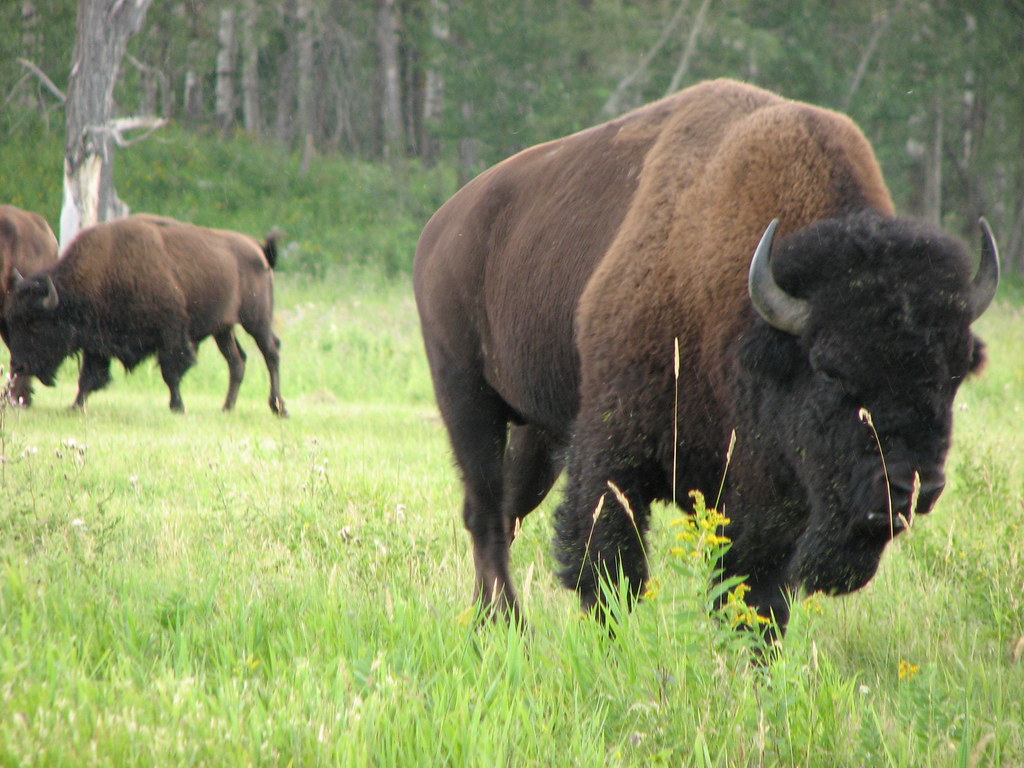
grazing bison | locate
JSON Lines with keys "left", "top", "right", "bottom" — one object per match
{"left": 414, "top": 79, "right": 998, "bottom": 636}
{"left": 0, "top": 205, "right": 59, "bottom": 404}
{"left": 5, "top": 214, "right": 286, "bottom": 415}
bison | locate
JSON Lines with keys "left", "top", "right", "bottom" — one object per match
{"left": 414, "top": 79, "right": 998, "bottom": 637}
{"left": 5, "top": 214, "right": 286, "bottom": 416}
{"left": 0, "top": 204, "right": 59, "bottom": 404}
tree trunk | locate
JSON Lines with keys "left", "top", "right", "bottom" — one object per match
{"left": 377, "top": 0, "right": 405, "bottom": 161}
{"left": 601, "top": 0, "right": 690, "bottom": 117}
{"left": 274, "top": 1, "right": 297, "bottom": 147}
{"left": 20, "top": 2, "right": 43, "bottom": 65}
{"left": 458, "top": 101, "right": 479, "bottom": 185}
{"left": 663, "top": 0, "right": 712, "bottom": 96}
{"left": 215, "top": 7, "right": 237, "bottom": 133}
{"left": 183, "top": 34, "right": 204, "bottom": 128}
{"left": 922, "top": 109, "right": 943, "bottom": 227}
{"left": 61, "top": 0, "right": 153, "bottom": 250}
{"left": 296, "top": 0, "right": 315, "bottom": 171}
{"left": 841, "top": 0, "right": 906, "bottom": 111}
{"left": 420, "top": 0, "right": 448, "bottom": 166}
{"left": 240, "top": 0, "right": 261, "bottom": 134}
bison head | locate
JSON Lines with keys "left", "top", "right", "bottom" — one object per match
{"left": 738, "top": 212, "right": 997, "bottom": 597}
{"left": 4, "top": 273, "right": 73, "bottom": 387}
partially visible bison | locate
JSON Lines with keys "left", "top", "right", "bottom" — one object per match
{"left": 414, "top": 79, "right": 998, "bottom": 637}
{"left": 5, "top": 214, "right": 286, "bottom": 415}
{"left": 0, "top": 204, "right": 59, "bottom": 404}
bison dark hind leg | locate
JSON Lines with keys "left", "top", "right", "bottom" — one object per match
{"left": 157, "top": 340, "right": 197, "bottom": 412}
{"left": 248, "top": 329, "right": 286, "bottom": 417}
{"left": 214, "top": 328, "right": 247, "bottom": 411}
{"left": 73, "top": 351, "right": 112, "bottom": 409}
{"left": 430, "top": 384, "right": 523, "bottom": 623}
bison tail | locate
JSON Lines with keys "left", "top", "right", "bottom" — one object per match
{"left": 263, "top": 227, "right": 283, "bottom": 269}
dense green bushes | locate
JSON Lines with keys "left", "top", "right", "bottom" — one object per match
{"left": 0, "top": 117, "right": 457, "bottom": 276}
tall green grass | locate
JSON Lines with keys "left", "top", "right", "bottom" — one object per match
{"left": 0, "top": 270, "right": 1020, "bottom": 767}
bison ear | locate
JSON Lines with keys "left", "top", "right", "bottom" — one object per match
{"left": 969, "top": 218, "right": 1000, "bottom": 322}
{"left": 40, "top": 276, "right": 59, "bottom": 312}
{"left": 4, "top": 268, "right": 23, "bottom": 294}
{"left": 748, "top": 219, "right": 810, "bottom": 336}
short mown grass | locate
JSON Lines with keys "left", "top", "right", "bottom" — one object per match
{"left": 0, "top": 270, "right": 1021, "bottom": 767}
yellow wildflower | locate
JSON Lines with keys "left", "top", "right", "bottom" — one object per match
{"left": 898, "top": 660, "right": 920, "bottom": 681}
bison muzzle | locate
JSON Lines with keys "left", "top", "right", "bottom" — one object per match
{"left": 413, "top": 79, "right": 998, "bottom": 638}
{"left": 5, "top": 214, "right": 286, "bottom": 415}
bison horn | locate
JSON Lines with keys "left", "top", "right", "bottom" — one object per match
{"left": 41, "top": 276, "right": 59, "bottom": 312}
{"left": 748, "top": 219, "right": 810, "bottom": 336}
{"left": 969, "top": 218, "right": 1000, "bottom": 322}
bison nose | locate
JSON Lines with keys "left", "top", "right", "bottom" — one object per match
{"left": 890, "top": 470, "right": 946, "bottom": 516}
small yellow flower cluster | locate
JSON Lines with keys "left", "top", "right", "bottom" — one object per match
{"left": 898, "top": 659, "right": 920, "bottom": 681}
{"left": 720, "top": 581, "right": 771, "bottom": 628}
{"left": 642, "top": 577, "right": 662, "bottom": 601}
{"left": 669, "top": 490, "right": 731, "bottom": 560}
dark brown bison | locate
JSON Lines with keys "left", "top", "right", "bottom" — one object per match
{"left": 5, "top": 214, "right": 286, "bottom": 415}
{"left": 0, "top": 204, "right": 59, "bottom": 404}
{"left": 414, "top": 79, "right": 998, "bottom": 637}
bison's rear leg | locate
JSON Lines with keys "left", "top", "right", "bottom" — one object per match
{"left": 246, "top": 326, "right": 285, "bottom": 417}
{"left": 157, "top": 339, "right": 197, "bottom": 412}
{"left": 214, "top": 328, "right": 247, "bottom": 411}
{"left": 431, "top": 373, "right": 522, "bottom": 623}
{"left": 72, "top": 350, "right": 112, "bottom": 409}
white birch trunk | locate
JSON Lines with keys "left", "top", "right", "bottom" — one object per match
{"left": 296, "top": 0, "right": 315, "bottom": 171}
{"left": 421, "top": 0, "right": 449, "bottom": 165}
{"left": 663, "top": 0, "right": 712, "bottom": 96}
{"left": 377, "top": 0, "right": 405, "bottom": 161}
{"left": 215, "top": 7, "right": 237, "bottom": 132}
{"left": 241, "top": 0, "right": 261, "bottom": 134}
{"left": 601, "top": 0, "right": 690, "bottom": 117}
{"left": 923, "top": 110, "right": 943, "bottom": 227}
{"left": 61, "top": 0, "right": 152, "bottom": 250}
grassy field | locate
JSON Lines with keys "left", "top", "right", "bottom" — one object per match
{"left": 0, "top": 265, "right": 1022, "bottom": 767}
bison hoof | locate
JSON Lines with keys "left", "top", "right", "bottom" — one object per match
{"left": 271, "top": 397, "right": 288, "bottom": 417}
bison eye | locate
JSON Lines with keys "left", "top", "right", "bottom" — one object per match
{"left": 814, "top": 365, "right": 843, "bottom": 385}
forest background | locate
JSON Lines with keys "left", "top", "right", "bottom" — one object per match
{"left": 2, "top": 0, "right": 1024, "bottom": 274}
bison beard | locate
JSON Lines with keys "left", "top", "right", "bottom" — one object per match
{"left": 414, "top": 79, "right": 998, "bottom": 639}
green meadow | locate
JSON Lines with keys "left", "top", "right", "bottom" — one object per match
{"left": 1, "top": 130, "right": 1022, "bottom": 766}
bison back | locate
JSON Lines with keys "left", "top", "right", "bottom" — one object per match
{"left": 414, "top": 96, "right": 685, "bottom": 435}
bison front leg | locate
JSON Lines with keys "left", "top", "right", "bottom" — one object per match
{"left": 7, "top": 373, "right": 34, "bottom": 406}
{"left": 554, "top": 450, "right": 653, "bottom": 620}
{"left": 73, "top": 351, "right": 112, "bottom": 409}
